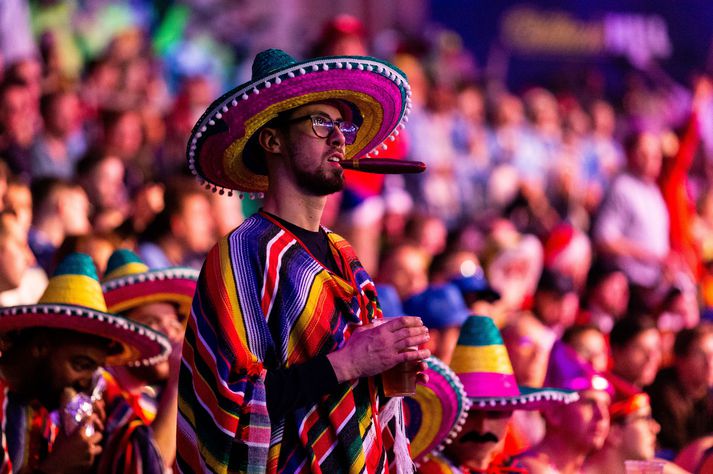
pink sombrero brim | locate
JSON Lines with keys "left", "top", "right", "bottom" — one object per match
{"left": 403, "top": 357, "right": 470, "bottom": 466}
{"left": 0, "top": 304, "right": 171, "bottom": 367}
{"left": 468, "top": 386, "right": 580, "bottom": 411}
{"left": 102, "top": 267, "right": 199, "bottom": 322}
{"left": 188, "top": 56, "right": 410, "bottom": 194}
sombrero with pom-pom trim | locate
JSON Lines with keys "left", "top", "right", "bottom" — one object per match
{"left": 186, "top": 48, "right": 411, "bottom": 197}
{"left": 101, "top": 249, "right": 198, "bottom": 322}
{"left": 403, "top": 357, "right": 470, "bottom": 466}
{"left": 0, "top": 253, "right": 171, "bottom": 367}
{"left": 451, "top": 315, "right": 579, "bottom": 410}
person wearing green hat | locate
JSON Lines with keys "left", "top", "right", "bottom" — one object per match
{"left": 178, "top": 48, "right": 430, "bottom": 473}
{"left": 97, "top": 248, "right": 198, "bottom": 473}
{"left": 0, "top": 252, "right": 170, "bottom": 473}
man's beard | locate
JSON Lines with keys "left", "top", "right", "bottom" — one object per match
{"left": 294, "top": 163, "right": 344, "bottom": 196}
{"left": 287, "top": 142, "right": 345, "bottom": 196}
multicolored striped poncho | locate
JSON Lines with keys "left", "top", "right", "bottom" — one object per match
{"left": 96, "top": 370, "right": 166, "bottom": 474}
{"left": 177, "top": 212, "right": 398, "bottom": 473}
{"left": 0, "top": 381, "right": 59, "bottom": 473}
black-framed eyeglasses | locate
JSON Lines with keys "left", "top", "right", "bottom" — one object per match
{"left": 285, "top": 114, "right": 359, "bottom": 145}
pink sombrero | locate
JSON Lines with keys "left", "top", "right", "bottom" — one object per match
{"left": 403, "top": 357, "right": 470, "bottom": 466}
{"left": 451, "top": 315, "right": 579, "bottom": 410}
{"left": 101, "top": 249, "right": 198, "bottom": 321}
{"left": 0, "top": 253, "right": 171, "bottom": 367}
{"left": 186, "top": 48, "right": 411, "bottom": 196}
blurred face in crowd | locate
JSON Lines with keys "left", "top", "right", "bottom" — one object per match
{"left": 567, "top": 328, "right": 609, "bottom": 373}
{"left": 172, "top": 193, "right": 216, "bottom": 255}
{"left": 590, "top": 271, "right": 629, "bottom": 317}
{"left": 446, "top": 409, "right": 512, "bottom": 470}
{"left": 610, "top": 405, "right": 660, "bottom": 461}
{"left": 677, "top": 332, "right": 713, "bottom": 393}
{"left": 0, "top": 84, "right": 35, "bottom": 145}
{"left": 126, "top": 302, "right": 182, "bottom": 382}
{"left": 502, "top": 314, "right": 555, "bottom": 387}
{"left": 90, "top": 155, "right": 127, "bottom": 211}
{"left": 45, "top": 92, "right": 82, "bottom": 138}
{"left": 4, "top": 182, "right": 32, "bottom": 233}
{"left": 59, "top": 187, "right": 91, "bottom": 236}
{"left": 629, "top": 132, "right": 662, "bottom": 182}
{"left": 378, "top": 244, "right": 429, "bottom": 300}
{"left": 0, "top": 212, "right": 33, "bottom": 292}
{"left": 544, "top": 389, "right": 610, "bottom": 452}
{"left": 612, "top": 328, "right": 661, "bottom": 388}
{"left": 535, "top": 290, "right": 580, "bottom": 332}
{"left": 106, "top": 111, "right": 143, "bottom": 159}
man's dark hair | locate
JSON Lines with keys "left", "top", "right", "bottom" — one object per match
{"left": 140, "top": 177, "right": 207, "bottom": 242}
{"left": 610, "top": 315, "right": 657, "bottom": 350}
{"left": 674, "top": 322, "right": 713, "bottom": 359}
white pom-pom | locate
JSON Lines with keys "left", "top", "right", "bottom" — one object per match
{"left": 215, "top": 112, "right": 222, "bottom": 119}
{"left": 233, "top": 99, "right": 239, "bottom": 106}
{"left": 346, "top": 63, "right": 352, "bottom": 70}
{"left": 357, "top": 64, "right": 364, "bottom": 70}
{"left": 299, "top": 68, "right": 306, "bottom": 75}
{"left": 252, "top": 87, "right": 259, "bottom": 95}
{"left": 221, "top": 106, "right": 228, "bottom": 113}
{"left": 264, "top": 81, "right": 271, "bottom": 88}
{"left": 322, "top": 64, "right": 329, "bottom": 71}
{"left": 200, "top": 125, "right": 207, "bottom": 132}
{"left": 336, "top": 62, "right": 343, "bottom": 68}
{"left": 288, "top": 71, "right": 295, "bottom": 78}
{"left": 312, "top": 65, "right": 319, "bottom": 72}
{"left": 275, "top": 77, "right": 281, "bottom": 84}
{"left": 208, "top": 120, "right": 215, "bottom": 126}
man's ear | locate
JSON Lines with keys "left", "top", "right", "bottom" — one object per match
{"left": 257, "top": 126, "right": 283, "bottom": 155}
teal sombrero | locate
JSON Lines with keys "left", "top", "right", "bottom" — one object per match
{"left": 0, "top": 253, "right": 171, "bottom": 367}
{"left": 450, "top": 315, "right": 579, "bottom": 410}
{"left": 101, "top": 249, "right": 198, "bottom": 321}
{"left": 186, "top": 48, "right": 411, "bottom": 196}
{"left": 403, "top": 357, "right": 470, "bottom": 466}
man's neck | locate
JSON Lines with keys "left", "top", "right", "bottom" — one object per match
{"left": 534, "top": 434, "right": 589, "bottom": 473}
{"left": 582, "top": 444, "right": 624, "bottom": 474}
{"left": 262, "top": 187, "right": 327, "bottom": 232}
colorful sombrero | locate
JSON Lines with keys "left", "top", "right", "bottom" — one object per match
{"left": 450, "top": 315, "right": 579, "bottom": 410}
{"left": 403, "top": 357, "right": 470, "bottom": 466}
{"left": 101, "top": 249, "right": 199, "bottom": 321}
{"left": 0, "top": 253, "right": 171, "bottom": 367}
{"left": 186, "top": 48, "right": 411, "bottom": 196}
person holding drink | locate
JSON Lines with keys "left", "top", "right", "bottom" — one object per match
{"left": 177, "top": 48, "right": 430, "bottom": 473}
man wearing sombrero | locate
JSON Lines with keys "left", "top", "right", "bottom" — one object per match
{"left": 0, "top": 252, "right": 170, "bottom": 473}
{"left": 178, "top": 48, "right": 430, "bottom": 473}
{"left": 97, "top": 249, "right": 198, "bottom": 473}
{"left": 411, "top": 315, "right": 579, "bottom": 473}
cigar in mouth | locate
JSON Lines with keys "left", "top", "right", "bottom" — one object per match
{"left": 339, "top": 158, "right": 426, "bottom": 174}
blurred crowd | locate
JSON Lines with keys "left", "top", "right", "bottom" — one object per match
{"left": 2, "top": 0, "right": 713, "bottom": 472}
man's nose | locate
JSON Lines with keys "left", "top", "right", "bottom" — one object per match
{"left": 329, "top": 125, "right": 346, "bottom": 146}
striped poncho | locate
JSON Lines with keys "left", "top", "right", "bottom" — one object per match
{"left": 0, "top": 381, "right": 59, "bottom": 473}
{"left": 177, "top": 212, "right": 397, "bottom": 473}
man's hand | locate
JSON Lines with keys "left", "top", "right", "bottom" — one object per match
{"left": 327, "top": 316, "right": 430, "bottom": 383}
{"left": 37, "top": 414, "right": 104, "bottom": 474}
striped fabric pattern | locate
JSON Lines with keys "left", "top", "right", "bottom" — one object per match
{"left": 177, "top": 212, "right": 393, "bottom": 473}
{"left": 0, "top": 381, "right": 59, "bottom": 473}
{"left": 96, "top": 370, "right": 165, "bottom": 474}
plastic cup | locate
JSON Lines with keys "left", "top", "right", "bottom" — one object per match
{"left": 624, "top": 460, "right": 665, "bottom": 474}
{"left": 363, "top": 318, "right": 419, "bottom": 397}
{"left": 382, "top": 348, "right": 419, "bottom": 397}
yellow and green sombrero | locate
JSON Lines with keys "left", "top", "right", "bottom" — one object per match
{"left": 0, "top": 253, "right": 171, "bottom": 367}
{"left": 101, "top": 249, "right": 198, "bottom": 322}
{"left": 187, "top": 48, "right": 412, "bottom": 196}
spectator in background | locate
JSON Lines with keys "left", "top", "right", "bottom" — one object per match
{"left": 98, "top": 249, "right": 198, "bottom": 472}
{"left": 376, "top": 241, "right": 430, "bottom": 301}
{"left": 29, "top": 177, "right": 91, "bottom": 273}
{"left": 532, "top": 269, "right": 580, "bottom": 338}
{"left": 484, "top": 220, "right": 543, "bottom": 313}
{"left": 515, "top": 342, "right": 612, "bottom": 473}
{"left": 53, "top": 232, "right": 121, "bottom": 277}
{"left": 0, "top": 78, "right": 36, "bottom": 178}
{"left": 30, "top": 89, "right": 86, "bottom": 179}
{"left": 583, "top": 375, "right": 675, "bottom": 474}
{"left": 579, "top": 258, "right": 630, "bottom": 334}
{"left": 138, "top": 177, "right": 216, "bottom": 270}
{"left": 593, "top": 130, "right": 671, "bottom": 311}
{"left": 610, "top": 316, "right": 662, "bottom": 389}
{"left": 76, "top": 153, "right": 129, "bottom": 232}
{"left": 99, "top": 108, "right": 149, "bottom": 190}
{"left": 0, "top": 211, "right": 33, "bottom": 295}
{"left": 501, "top": 312, "right": 557, "bottom": 447}
{"left": 4, "top": 177, "right": 32, "bottom": 233}
{"left": 543, "top": 222, "right": 592, "bottom": 292}
{"left": 562, "top": 324, "right": 609, "bottom": 373}
{"left": 646, "top": 323, "right": 713, "bottom": 455}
